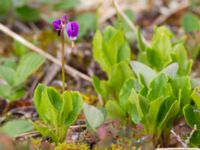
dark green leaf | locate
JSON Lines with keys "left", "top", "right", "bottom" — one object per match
{"left": 0, "top": 0, "right": 11, "bottom": 17}
{"left": 15, "top": 6, "right": 40, "bottom": 21}
{"left": 183, "top": 105, "right": 200, "bottom": 129}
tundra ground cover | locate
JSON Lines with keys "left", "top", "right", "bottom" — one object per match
{"left": 0, "top": 0, "right": 200, "bottom": 149}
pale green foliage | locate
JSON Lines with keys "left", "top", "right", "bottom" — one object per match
{"left": 92, "top": 26, "right": 133, "bottom": 102}
{"left": 33, "top": 84, "right": 83, "bottom": 143}
{"left": 0, "top": 52, "right": 45, "bottom": 101}
{"left": 0, "top": 119, "right": 33, "bottom": 137}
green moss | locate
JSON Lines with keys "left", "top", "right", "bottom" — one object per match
{"left": 54, "top": 143, "right": 89, "bottom": 150}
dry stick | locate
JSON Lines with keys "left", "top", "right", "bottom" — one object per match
{"left": 112, "top": 0, "right": 150, "bottom": 47}
{"left": 0, "top": 23, "right": 91, "bottom": 82}
{"left": 170, "top": 129, "right": 187, "bottom": 148}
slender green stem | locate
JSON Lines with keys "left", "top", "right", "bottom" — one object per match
{"left": 61, "top": 27, "right": 65, "bottom": 92}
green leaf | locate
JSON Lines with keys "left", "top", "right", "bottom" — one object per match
{"left": 93, "top": 27, "right": 131, "bottom": 72}
{"left": 128, "top": 103, "right": 140, "bottom": 124}
{"left": 13, "top": 40, "right": 29, "bottom": 56}
{"left": 14, "top": 52, "right": 45, "bottom": 86}
{"left": 65, "top": 92, "right": 83, "bottom": 126}
{"left": 34, "top": 84, "right": 57, "bottom": 124}
{"left": 0, "top": 0, "right": 11, "bottom": 17}
{"left": 0, "top": 84, "right": 11, "bottom": 100}
{"left": 108, "top": 61, "right": 134, "bottom": 98}
{"left": 54, "top": 0, "right": 80, "bottom": 10}
{"left": 183, "top": 105, "right": 200, "bottom": 129}
{"left": 76, "top": 13, "right": 97, "bottom": 38}
{"left": 83, "top": 103, "right": 104, "bottom": 130}
{"left": 147, "top": 73, "right": 172, "bottom": 100}
{"left": 158, "top": 100, "right": 179, "bottom": 136}
{"left": 147, "top": 97, "right": 165, "bottom": 135}
{"left": 47, "top": 87, "right": 62, "bottom": 112}
{"left": 92, "top": 75, "right": 109, "bottom": 101}
{"left": 34, "top": 84, "right": 46, "bottom": 120}
{"left": 130, "top": 61, "right": 157, "bottom": 86}
{"left": 171, "top": 76, "right": 191, "bottom": 108}
{"left": 15, "top": 6, "right": 40, "bottom": 21}
{"left": 33, "top": 121, "right": 59, "bottom": 143}
{"left": 189, "top": 130, "right": 200, "bottom": 147}
{"left": 136, "top": 27, "right": 147, "bottom": 51}
{"left": 40, "top": 88, "right": 58, "bottom": 124}
{"left": 93, "top": 30, "right": 109, "bottom": 72}
{"left": 119, "top": 77, "right": 135, "bottom": 110}
{"left": 0, "top": 57, "right": 17, "bottom": 69}
{"left": 0, "top": 66, "right": 15, "bottom": 85}
{"left": 148, "top": 26, "right": 173, "bottom": 70}
{"left": 191, "top": 86, "right": 200, "bottom": 109}
{"left": 9, "top": 89, "right": 26, "bottom": 101}
{"left": 171, "top": 43, "right": 193, "bottom": 75}
{"left": 105, "top": 100, "right": 126, "bottom": 121}
{"left": 182, "top": 12, "right": 200, "bottom": 33}
{"left": 119, "top": 78, "right": 142, "bottom": 123}
{"left": 105, "top": 28, "right": 129, "bottom": 65}
{"left": 59, "top": 91, "right": 73, "bottom": 125}
{"left": 138, "top": 95, "right": 149, "bottom": 115}
{"left": 0, "top": 119, "right": 33, "bottom": 137}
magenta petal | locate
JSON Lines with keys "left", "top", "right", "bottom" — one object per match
{"left": 52, "top": 19, "right": 61, "bottom": 31}
{"left": 66, "top": 21, "right": 79, "bottom": 40}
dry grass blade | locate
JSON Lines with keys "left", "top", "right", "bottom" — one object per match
{"left": 0, "top": 23, "right": 91, "bottom": 82}
{"left": 112, "top": 0, "right": 150, "bottom": 47}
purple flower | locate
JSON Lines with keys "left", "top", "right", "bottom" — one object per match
{"left": 52, "top": 15, "right": 68, "bottom": 31}
{"left": 66, "top": 21, "right": 79, "bottom": 41}
{"left": 52, "top": 19, "right": 62, "bottom": 31}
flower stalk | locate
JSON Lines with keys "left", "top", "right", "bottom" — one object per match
{"left": 52, "top": 16, "right": 79, "bottom": 92}
{"left": 61, "top": 27, "right": 65, "bottom": 92}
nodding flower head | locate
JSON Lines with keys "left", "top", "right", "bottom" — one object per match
{"left": 52, "top": 19, "right": 62, "bottom": 31}
{"left": 66, "top": 21, "right": 79, "bottom": 41}
{"left": 52, "top": 15, "right": 68, "bottom": 31}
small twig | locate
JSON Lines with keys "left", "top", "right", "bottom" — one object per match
{"left": 0, "top": 23, "right": 91, "bottom": 82}
{"left": 112, "top": 0, "right": 150, "bottom": 47}
{"left": 170, "top": 129, "right": 187, "bottom": 148}
{"left": 112, "top": 0, "right": 136, "bottom": 32}
{"left": 151, "top": 1, "right": 189, "bottom": 26}
{"left": 185, "top": 124, "right": 197, "bottom": 146}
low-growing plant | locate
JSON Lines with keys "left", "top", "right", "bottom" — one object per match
{"left": 33, "top": 15, "right": 82, "bottom": 144}
{"left": 0, "top": 52, "right": 45, "bottom": 101}
{"left": 89, "top": 26, "right": 138, "bottom": 128}
{"left": 33, "top": 84, "right": 83, "bottom": 143}
{"left": 136, "top": 26, "right": 193, "bottom": 75}
{"left": 89, "top": 25, "right": 193, "bottom": 147}
{"left": 92, "top": 26, "right": 134, "bottom": 103}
